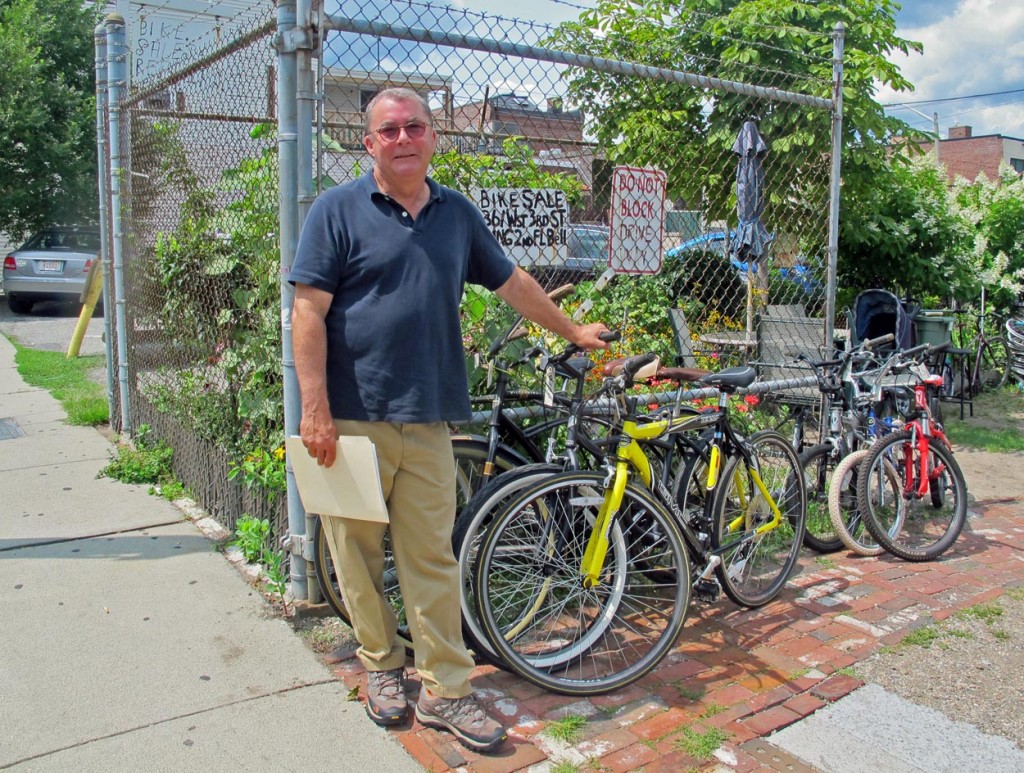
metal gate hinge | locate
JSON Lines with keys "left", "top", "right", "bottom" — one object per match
{"left": 282, "top": 532, "right": 315, "bottom": 562}
{"left": 273, "top": 27, "right": 314, "bottom": 53}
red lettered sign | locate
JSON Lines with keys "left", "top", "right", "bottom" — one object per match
{"left": 609, "top": 166, "right": 667, "bottom": 274}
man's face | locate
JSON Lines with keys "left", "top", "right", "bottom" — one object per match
{"left": 364, "top": 97, "right": 437, "bottom": 183}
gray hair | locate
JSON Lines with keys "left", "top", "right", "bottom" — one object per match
{"left": 364, "top": 88, "right": 433, "bottom": 134}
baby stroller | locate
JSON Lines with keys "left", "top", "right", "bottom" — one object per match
{"left": 851, "top": 289, "right": 915, "bottom": 351}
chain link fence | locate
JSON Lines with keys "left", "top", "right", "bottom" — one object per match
{"left": 99, "top": 0, "right": 842, "bottom": 593}
{"left": 105, "top": 7, "right": 284, "bottom": 536}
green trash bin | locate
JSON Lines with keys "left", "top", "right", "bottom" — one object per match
{"left": 915, "top": 310, "right": 954, "bottom": 347}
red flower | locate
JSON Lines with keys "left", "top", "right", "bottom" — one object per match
{"left": 744, "top": 394, "right": 760, "bottom": 407}
{"left": 736, "top": 403, "right": 749, "bottom": 413}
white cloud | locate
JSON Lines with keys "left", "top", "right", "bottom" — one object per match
{"left": 879, "top": 0, "right": 1024, "bottom": 137}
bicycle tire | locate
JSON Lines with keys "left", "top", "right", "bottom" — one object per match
{"left": 798, "top": 443, "right": 845, "bottom": 553}
{"left": 975, "top": 336, "right": 1011, "bottom": 394}
{"left": 858, "top": 431, "right": 968, "bottom": 561}
{"left": 452, "top": 462, "right": 564, "bottom": 667}
{"left": 712, "top": 430, "right": 806, "bottom": 607}
{"left": 313, "top": 437, "right": 522, "bottom": 653}
{"left": 474, "top": 470, "right": 690, "bottom": 695}
{"left": 671, "top": 438, "right": 712, "bottom": 527}
{"left": 827, "top": 448, "right": 886, "bottom": 556}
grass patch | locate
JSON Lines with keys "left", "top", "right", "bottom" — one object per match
{"left": 698, "top": 703, "right": 727, "bottom": 719}
{"left": 13, "top": 344, "right": 108, "bottom": 425}
{"left": 544, "top": 715, "right": 588, "bottom": 743}
{"left": 814, "top": 556, "right": 838, "bottom": 570}
{"left": 1005, "top": 587, "right": 1024, "bottom": 602}
{"left": 549, "top": 762, "right": 581, "bottom": 773}
{"left": 993, "top": 629, "right": 1010, "bottom": 641}
{"left": 900, "top": 626, "right": 942, "bottom": 649}
{"left": 835, "top": 666, "right": 861, "bottom": 678}
{"left": 943, "top": 386, "right": 1024, "bottom": 453}
{"left": 956, "top": 603, "right": 1005, "bottom": 625}
{"left": 675, "top": 725, "right": 729, "bottom": 759}
{"left": 675, "top": 684, "right": 706, "bottom": 702}
{"left": 944, "top": 423, "right": 1024, "bottom": 452}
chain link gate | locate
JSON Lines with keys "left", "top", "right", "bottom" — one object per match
{"left": 98, "top": 1, "right": 844, "bottom": 601}
{"left": 103, "top": 8, "right": 287, "bottom": 540}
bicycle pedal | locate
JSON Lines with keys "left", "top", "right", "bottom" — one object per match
{"left": 693, "top": 579, "right": 721, "bottom": 603}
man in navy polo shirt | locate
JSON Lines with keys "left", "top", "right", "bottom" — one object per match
{"left": 291, "top": 87, "right": 609, "bottom": 752}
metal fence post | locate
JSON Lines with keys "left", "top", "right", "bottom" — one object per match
{"left": 276, "top": 0, "right": 309, "bottom": 600}
{"left": 825, "top": 21, "right": 846, "bottom": 344}
{"left": 105, "top": 14, "right": 131, "bottom": 435}
{"left": 94, "top": 23, "right": 115, "bottom": 425}
{"left": 294, "top": 0, "right": 320, "bottom": 603}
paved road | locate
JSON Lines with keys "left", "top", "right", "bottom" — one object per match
{"left": 0, "top": 296, "right": 107, "bottom": 356}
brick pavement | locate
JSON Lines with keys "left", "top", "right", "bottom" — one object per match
{"left": 325, "top": 496, "right": 1024, "bottom": 772}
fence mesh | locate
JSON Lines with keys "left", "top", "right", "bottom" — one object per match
{"left": 114, "top": 7, "right": 283, "bottom": 535}
{"left": 106, "top": 0, "right": 840, "bottom": 542}
{"left": 320, "top": 2, "right": 836, "bottom": 379}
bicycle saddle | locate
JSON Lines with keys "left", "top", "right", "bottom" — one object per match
{"left": 700, "top": 365, "right": 757, "bottom": 392}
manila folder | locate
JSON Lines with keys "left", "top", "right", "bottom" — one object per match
{"left": 286, "top": 436, "right": 388, "bottom": 522}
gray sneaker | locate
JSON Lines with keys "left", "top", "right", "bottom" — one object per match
{"left": 415, "top": 692, "right": 507, "bottom": 751}
{"left": 365, "top": 668, "right": 407, "bottom": 726}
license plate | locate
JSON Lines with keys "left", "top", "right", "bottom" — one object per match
{"left": 39, "top": 260, "right": 62, "bottom": 272}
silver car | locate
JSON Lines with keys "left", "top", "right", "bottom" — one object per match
{"left": 2, "top": 227, "right": 101, "bottom": 314}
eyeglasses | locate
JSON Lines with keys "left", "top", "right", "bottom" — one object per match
{"left": 372, "top": 121, "right": 429, "bottom": 143}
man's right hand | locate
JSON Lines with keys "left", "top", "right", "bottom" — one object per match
{"left": 299, "top": 408, "right": 338, "bottom": 467}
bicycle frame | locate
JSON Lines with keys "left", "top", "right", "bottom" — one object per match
{"left": 897, "top": 378, "right": 951, "bottom": 499}
{"left": 578, "top": 391, "right": 782, "bottom": 589}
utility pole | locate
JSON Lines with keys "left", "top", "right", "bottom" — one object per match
{"left": 902, "top": 105, "right": 941, "bottom": 162}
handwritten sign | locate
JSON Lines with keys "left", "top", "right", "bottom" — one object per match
{"left": 474, "top": 188, "right": 569, "bottom": 268}
{"left": 609, "top": 166, "right": 667, "bottom": 274}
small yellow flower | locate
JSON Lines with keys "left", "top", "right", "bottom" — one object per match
{"left": 273, "top": 446, "right": 285, "bottom": 461}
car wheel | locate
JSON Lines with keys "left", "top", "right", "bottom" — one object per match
{"left": 6, "top": 295, "right": 33, "bottom": 314}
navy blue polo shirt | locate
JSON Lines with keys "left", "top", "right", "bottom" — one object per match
{"left": 290, "top": 172, "right": 515, "bottom": 423}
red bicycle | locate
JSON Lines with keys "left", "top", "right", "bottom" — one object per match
{"left": 856, "top": 343, "right": 968, "bottom": 561}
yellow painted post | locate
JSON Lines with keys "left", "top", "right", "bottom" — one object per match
{"left": 67, "top": 259, "right": 103, "bottom": 358}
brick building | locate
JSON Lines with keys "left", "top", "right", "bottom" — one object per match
{"left": 917, "top": 125, "right": 1024, "bottom": 183}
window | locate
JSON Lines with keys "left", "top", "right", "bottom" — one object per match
{"left": 360, "top": 90, "right": 379, "bottom": 111}
{"left": 1010, "top": 158, "right": 1024, "bottom": 174}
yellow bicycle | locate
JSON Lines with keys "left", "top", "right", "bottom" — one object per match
{"left": 473, "top": 354, "right": 807, "bottom": 695}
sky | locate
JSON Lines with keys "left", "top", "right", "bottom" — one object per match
{"left": 442, "top": 0, "right": 1024, "bottom": 139}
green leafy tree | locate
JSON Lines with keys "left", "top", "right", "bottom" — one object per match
{"left": 548, "top": 0, "right": 921, "bottom": 222}
{"left": 0, "top": 0, "right": 97, "bottom": 239}
{"left": 950, "top": 164, "right": 1024, "bottom": 314}
{"left": 837, "top": 153, "right": 973, "bottom": 310}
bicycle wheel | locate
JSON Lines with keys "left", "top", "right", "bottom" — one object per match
{"left": 975, "top": 336, "right": 1011, "bottom": 394}
{"left": 451, "top": 436, "right": 524, "bottom": 507}
{"left": 671, "top": 438, "right": 712, "bottom": 527}
{"left": 474, "top": 471, "right": 690, "bottom": 695}
{"left": 452, "top": 462, "right": 564, "bottom": 667}
{"left": 798, "top": 443, "right": 844, "bottom": 553}
{"left": 858, "top": 431, "right": 968, "bottom": 561}
{"left": 827, "top": 448, "right": 886, "bottom": 556}
{"left": 712, "top": 430, "right": 806, "bottom": 607}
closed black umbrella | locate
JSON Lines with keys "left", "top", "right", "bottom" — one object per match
{"left": 733, "top": 120, "right": 771, "bottom": 332}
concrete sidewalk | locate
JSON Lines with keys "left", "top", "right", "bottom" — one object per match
{"left": 0, "top": 334, "right": 420, "bottom": 771}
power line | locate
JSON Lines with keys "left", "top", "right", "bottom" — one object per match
{"left": 885, "top": 87, "right": 1024, "bottom": 108}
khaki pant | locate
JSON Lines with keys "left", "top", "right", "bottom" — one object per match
{"left": 320, "top": 420, "right": 474, "bottom": 698}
